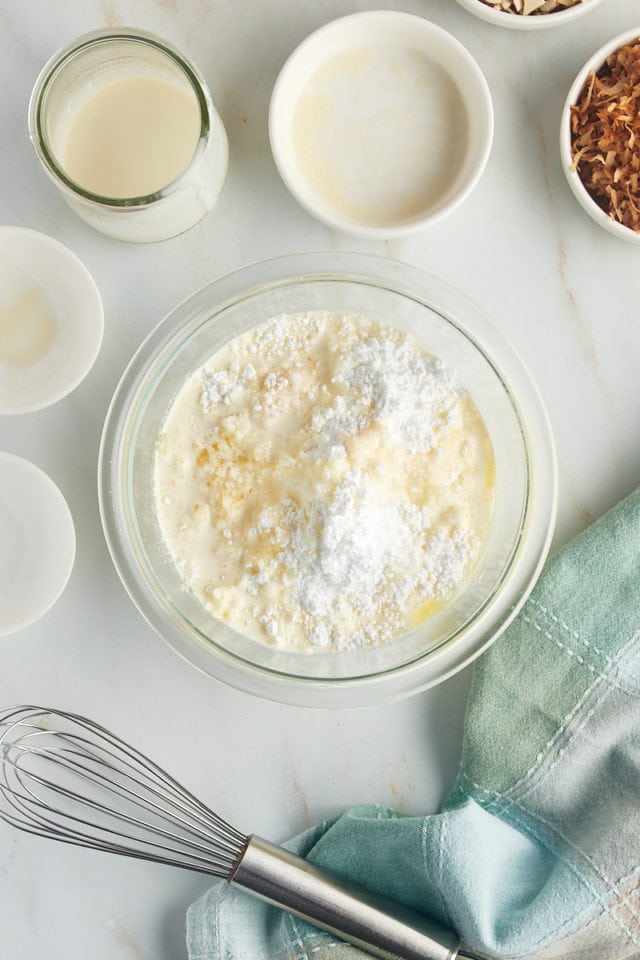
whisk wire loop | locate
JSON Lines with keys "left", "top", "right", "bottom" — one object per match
{"left": 0, "top": 705, "right": 474, "bottom": 960}
{"left": 0, "top": 706, "right": 246, "bottom": 876}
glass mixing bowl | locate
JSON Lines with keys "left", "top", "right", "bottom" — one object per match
{"left": 98, "top": 253, "right": 557, "bottom": 707}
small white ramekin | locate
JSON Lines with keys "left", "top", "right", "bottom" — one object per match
{"left": 0, "top": 227, "right": 103, "bottom": 414}
{"left": 560, "top": 27, "right": 640, "bottom": 245}
{"left": 0, "top": 453, "right": 76, "bottom": 636}
{"left": 269, "top": 12, "right": 493, "bottom": 238}
{"left": 453, "top": 0, "right": 604, "bottom": 30}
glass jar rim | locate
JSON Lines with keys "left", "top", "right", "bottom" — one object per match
{"left": 28, "top": 27, "right": 212, "bottom": 209}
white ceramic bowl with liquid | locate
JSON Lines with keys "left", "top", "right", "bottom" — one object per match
{"left": 0, "top": 227, "right": 103, "bottom": 414}
{"left": 269, "top": 12, "right": 493, "bottom": 238}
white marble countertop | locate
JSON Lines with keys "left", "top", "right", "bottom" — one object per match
{"left": 1, "top": 1, "right": 639, "bottom": 957}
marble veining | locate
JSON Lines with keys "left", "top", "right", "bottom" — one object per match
{"left": 1, "top": 1, "right": 639, "bottom": 958}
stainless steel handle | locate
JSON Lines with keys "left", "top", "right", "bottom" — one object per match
{"left": 230, "top": 834, "right": 461, "bottom": 960}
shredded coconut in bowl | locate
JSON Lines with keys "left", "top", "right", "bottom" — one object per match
{"left": 570, "top": 39, "right": 640, "bottom": 233}
{"left": 479, "top": 0, "right": 585, "bottom": 14}
{"left": 154, "top": 311, "right": 495, "bottom": 653}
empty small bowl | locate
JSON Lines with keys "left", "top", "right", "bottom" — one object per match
{"left": 560, "top": 27, "right": 640, "bottom": 244}
{"left": 0, "top": 227, "right": 103, "bottom": 414}
{"left": 269, "top": 12, "right": 493, "bottom": 238}
{"left": 0, "top": 453, "right": 76, "bottom": 636}
{"left": 453, "top": 0, "right": 605, "bottom": 30}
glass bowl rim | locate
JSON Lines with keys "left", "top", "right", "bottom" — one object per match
{"left": 98, "top": 251, "right": 557, "bottom": 707}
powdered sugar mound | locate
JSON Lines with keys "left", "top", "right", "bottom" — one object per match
{"left": 336, "top": 335, "right": 460, "bottom": 452}
{"left": 200, "top": 363, "right": 256, "bottom": 411}
{"left": 274, "top": 469, "right": 475, "bottom": 649}
{"left": 306, "top": 395, "right": 369, "bottom": 461}
{"left": 285, "top": 471, "right": 410, "bottom": 619}
{"left": 248, "top": 311, "right": 324, "bottom": 361}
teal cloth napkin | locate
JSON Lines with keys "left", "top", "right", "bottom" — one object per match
{"left": 187, "top": 488, "right": 640, "bottom": 960}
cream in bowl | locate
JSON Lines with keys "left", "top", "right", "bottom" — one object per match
{"left": 269, "top": 13, "right": 493, "bottom": 237}
{"left": 153, "top": 312, "right": 495, "bottom": 652}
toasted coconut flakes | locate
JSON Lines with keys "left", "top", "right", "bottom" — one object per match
{"left": 570, "top": 39, "right": 640, "bottom": 232}
{"left": 478, "top": 0, "right": 585, "bottom": 15}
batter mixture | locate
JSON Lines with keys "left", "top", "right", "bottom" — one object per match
{"left": 153, "top": 312, "right": 495, "bottom": 652}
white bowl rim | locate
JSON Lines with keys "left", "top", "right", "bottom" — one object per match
{"left": 0, "top": 451, "right": 76, "bottom": 635}
{"left": 268, "top": 11, "right": 494, "bottom": 239}
{"left": 453, "top": 0, "right": 605, "bottom": 30}
{"left": 0, "top": 225, "right": 104, "bottom": 413}
{"left": 560, "top": 26, "right": 640, "bottom": 244}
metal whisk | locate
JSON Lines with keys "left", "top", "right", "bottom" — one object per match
{"left": 0, "top": 706, "right": 481, "bottom": 960}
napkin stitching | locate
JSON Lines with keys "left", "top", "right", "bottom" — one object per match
{"left": 508, "top": 676, "right": 608, "bottom": 799}
{"left": 527, "top": 598, "right": 613, "bottom": 665}
{"left": 469, "top": 797, "right": 616, "bottom": 952}
{"left": 519, "top": 613, "right": 639, "bottom": 697}
{"left": 285, "top": 913, "right": 343, "bottom": 959}
{"left": 287, "top": 914, "right": 309, "bottom": 960}
{"left": 528, "top": 896, "right": 607, "bottom": 954}
{"left": 464, "top": 628, "right": 640, "bottom": 807}
{"left": 459, "top": 768, "right": 640, "bottom": 942}
{"left": 459, "top": 671, "right": 608, "bottom": 807}
{"left": 529, "top": 601, "right": 640, "bottom": 686}
{"left": 421, "top": 816, "right": 449, "bottom": 924}
{"left": 513, "top": 679, "right": 615, "bottom": 803}
{"left": 550, "top": 876, "right": 640, "bottom": 955}
{"left": 462, "top": 757, "right": 640, "bottom": 941}
{"left": 521, "top": 612, "right": 610, "bottom": 680}
{"left": 210, "top": 890, "right": 218, "bottom": 960}
{"left": 438, "top": 815, "right": 465, "bottom": 934}
{"left": 515, "top": 624, "right": 640, "bottom": 803}
{"left": 612, "top": 863, "right": 640, "bottom": 890}
{"left": 505, "top": 797, "right": 640, "bottom": 943}
{"left": 581, "top": 881, "right": 640, "bottom": 935}
{"left": 492, "top": 799, "right": 640, "bottom": 950}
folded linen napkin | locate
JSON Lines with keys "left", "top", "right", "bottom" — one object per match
{"left": 187, "top": 488, "right": 640, "bottom": 960}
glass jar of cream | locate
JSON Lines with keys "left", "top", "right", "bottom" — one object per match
{"left": 29, "top": 29, "right": 228, "bottom": 242}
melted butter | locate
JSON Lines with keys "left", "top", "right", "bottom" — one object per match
{"left": 411, "top": 597, "right": 444, "bottom": 627}
{"left": 0, "top": 282, "right": 57, "bottom": 367}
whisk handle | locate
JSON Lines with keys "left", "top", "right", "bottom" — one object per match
{"left": 230, "top": 835, "right": 461, "bottom": 960}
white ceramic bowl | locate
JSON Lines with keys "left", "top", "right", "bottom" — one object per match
{"left": 269, "top": 12, "right": 493, "bottom": 238}
{"left": 99, "top": 253, "right": 557, "bottom": 708}
{"left": 453, "top": 0, "right": 604, "bottom": 30}
{"left": 560, "top": 27, "right": 640, "bottom": 244}
{"left": 0, "top": 227, "right": 103, "bottom": 413}
{"left": 0, "top": 453, "right": 76, "bottom": 636}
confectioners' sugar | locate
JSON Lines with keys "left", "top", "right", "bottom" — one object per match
{"left": 273, "top": 469, "right": 474, "bottom": 648}
{"left": 336, "top": 335, "right": 459, "bottom": 453}
{"left": 153, "top": 311, "right": 495, "bottom": 652}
